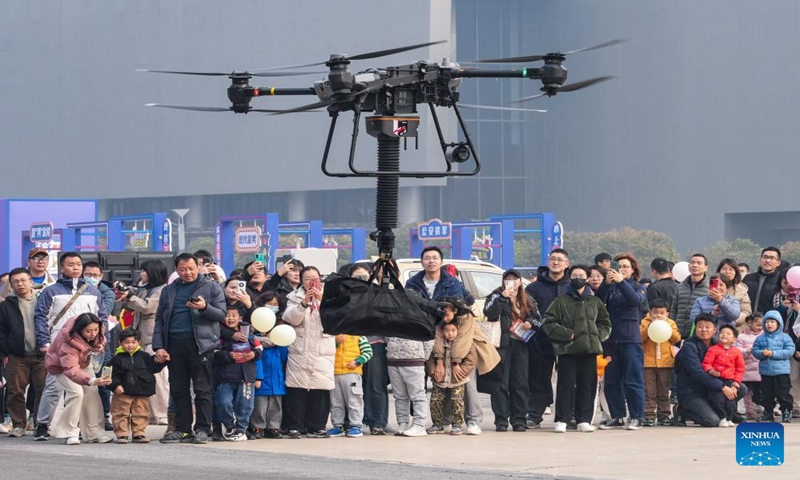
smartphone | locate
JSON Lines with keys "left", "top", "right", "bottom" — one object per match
{"left": 236, "top": 280, "right": 247, "bottom": 296}
{"left": 254, "top": 253, "right": 266, "bottom": 264}
{"left": 310, "top": 278, "right": 321, "bottom": 291}
{"left": 101, "top": 366, "right": 112, "bottom": 378}
{"left": 189, "top": 296, "right": 201, "bottom": 303}
{"left": 789, "top": 291, "right": 799, "bottom": 303}
{"left": 504, "top": 280, "right": 515, "bottom": 290}
{"left": 610, "top": 260, "right": 620, "bottom": 271}
{"left": 709, "top": 277, "right": 720, "bottom": 290}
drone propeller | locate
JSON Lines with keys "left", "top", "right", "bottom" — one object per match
{"left": 511, "top": 75, "right": 615, "bottom": 103}
{"left": 144, "top": 103, "right": 299, "bottom": 113}
{"left": 268, "top": 100, "right": 334, "bottom": 115}
{"left": 252, "top": 40, "right": 447, "bottom": 71}
{"left": 457, "top": 104, "right": 546, "bottom": 113}
{"left": 136, "top": 69, "right": 326, "bottom": 77}
{"left": 472, "top": 38, "right": 627, "bottom": 63}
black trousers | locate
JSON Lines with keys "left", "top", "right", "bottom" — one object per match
{"left": 527, "top": 340, "right": 555, "bottom": 422}
{"left": 167, "top": 336, "right": 214, "bottom": 434}
{"left": 555, "top": 354, "right": 598, "bottom": 424}
{"left": 761, "top": 374, "right": 793, "bottom": 413}
{"left": 283, "top": 387, "right": 331, "bottom": 433}
{"left": 490, "top": 340, "right": 529, "bottom": 428}
{"left": 708, "top": 379, "right": 736, "bottom": 420}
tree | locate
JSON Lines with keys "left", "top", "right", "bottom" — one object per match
{"left": 779, "top": 241, "right": 800, "bottom": 266}
{"left": 700, "top": 238, "right": 762, "bottom": 270}
{"left": 561, "top": 228, "right": 680, "bottom": 270}
{"left": 185, "top": 236, "right": 214, "bottom": 256}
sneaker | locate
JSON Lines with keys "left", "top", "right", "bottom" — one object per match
{"left": 544, "top": 406, "right": 552, "bottom": 415}
{"left": 731, "top": 413, "right": 745, "bottom": 424}
{"left": 160, "top": 431, "right": 193, "bottom": 444}
{"left": 117, "top": 437, "right": 129, "bottom": 444}
{"left": 370, "top": 427, "right": 386, "bottom": 436}
{"left": 526, "top": 419, "right": 541, "bottom": 429}
{"left": 401, "top": 424, "right": 427, "bottom": 437}
{"left": 512, "top": 424, "right": 526, "bottom": 432}
{"left": 465, "top": 422, "right": 481, "bottom": 435}
{"left": 567, "top": 419, "right": 577, "bottom": 430}
{"left": 226, "top": 430, "right": 247, "bottom": 442}
{"left": 9, "top": 427, "right": 25, "bottom": 438}
{"left": 782, "top": 411, "right": 792, "bottom": 423}
{"left": 599, "top": 418, "right": 626, "bottom": 430}
{"left": 443, "top": 424, "right": 452, "bottom": 434}
{"left": 576, "top": 422, "right": 595, "bottom": 432}
{"left": 328, "top": 426, "right": 345, "bottom": 437}
{"left": 754, "top": 405, "right": 765, "bottom": 414}
{"left": 26, "top": 415, "right": 34, "bottom": 432}
{"left": 287, "top": 430, "right": 302, "bottom": 439}
{"left": 133, "top": 436, "right": 150, "bottom": 443}
{"left": 626, "top": 419, "right": 643, "bottom": 430}
{"left": 104, "top": 418, "right": 113, "bottom": 431}
{"left": 34, "top": 424, "right": 49, "bottom": 441}
{"left": 657, "top": 418, "right": 672, "bottom": 426}
{"left": 553, "top": 422, "right": 567, "bottom": 433}
{"left": 394, "top": 423, "right": 409, "bottom": 436}
{"left": 718, "top": 419, "right": 730, "bottom": 428}
{"left": 642, "top": 419, "right": 655, "bottom": 427}
{"left": 263, "top": 429, "right": 282, "bottom": 439}
{"left": 495, "top": 424, "right": 508, "bottom": 432}
{"left": 88, "top": 435, "right": 114, "bottom": 443}
{"left": 426, "top": 425, "right": 445, "bottom": 434}
{"left": 449, "top": 425, "right": 463, "bottom": 435}
{"left": 759, "top": 413, "right": 775, "bottom": 423}
{"left": 66, "top": 436, "right": 80, "bottom": 445}
{"left": 306, "top": 430, "right": 330, "bottom": 438}
{"left": 193, "top": 430, "right": 208, "bottom": 444}
{"left": 346, "top": 426, "right": 363, "bottom": 438}
{"left": 2, "top": 414, "right": 11, "bottom": 429}
{"left": 0, "top": 424, "right": 8, "bottom": 434}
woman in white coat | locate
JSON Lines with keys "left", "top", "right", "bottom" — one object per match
{"left": 282, "top": 266, "right": 336, "bottom": 439}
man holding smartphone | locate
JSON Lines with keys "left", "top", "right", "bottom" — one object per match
{"left": 153, "top": 253, "right": 226, "bottom": 445}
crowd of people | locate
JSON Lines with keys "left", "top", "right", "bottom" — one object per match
{"left": 0, "top": 244, "right": 798, "bottom": 446}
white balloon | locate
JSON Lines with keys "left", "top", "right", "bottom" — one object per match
{"left": 251, "top": 307, "right": 276, "bottom": 334}
{"left": 269, "top": 324, "right": 297, "bottom": 346}
{"left": 647, "top": 320, "right": 673, "bottom": 344}
{"left": 672, "top": 261, "right": 690, "bottom": 282}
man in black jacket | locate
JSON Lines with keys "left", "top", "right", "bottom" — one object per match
{"left": 647, "top": 257, "right": 678, "bottom": 308}
{"left": 523, "top": 248, "right": 570, "bottom": 428}
{"left": 0, "top": 268, "right": 46, "bottom": 437}
{"left": 743, "top": 246, "right": 782, "bottom": 314}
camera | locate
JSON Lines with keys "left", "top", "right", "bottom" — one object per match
{"left": 448, "top": 144, "right": 471, "bottom": 163}
{"left": 114, "top": 281, "right": 129, "bottom": 292}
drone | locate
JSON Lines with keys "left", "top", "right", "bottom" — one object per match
{"left": 141, "top": 38, "right": 625, "bottom": 270}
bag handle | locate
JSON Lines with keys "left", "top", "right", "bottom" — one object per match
{"left": 369, "top": 258, "right": 405, "bottom": 291}
{"left": 49, "top": 283, "right": 89, "bottom": 334}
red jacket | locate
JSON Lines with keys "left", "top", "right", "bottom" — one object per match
{"left": 701, "top": 343, "right": 745, "bottom": 383}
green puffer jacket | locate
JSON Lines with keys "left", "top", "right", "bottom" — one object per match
{"left": 541, "top": 286, "right": 611, "bottom": 356}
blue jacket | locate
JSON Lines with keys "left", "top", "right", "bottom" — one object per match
{"left": 597, "top": 278, "right": 647, "bottom": 344}
{"left": 689, "top": 295, "right": 740, "bottom": 330}
{"left": 674, "top": 335, "right": 724, "bottom": 403}
{"left": 405, "top": 270, "right": 464, "bottom": 301}
{"left": 152, "top": 274, "right": 226, "bottom": 355}
{"left": 255, "top": 346, "right": 288, "bottom": 396}
{"left": 753, "top": 312, "right": 795, "bottom": 376}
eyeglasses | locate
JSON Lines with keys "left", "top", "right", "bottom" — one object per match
{"left": 83, "top": 273, "right": 102, "bottom": 279}
{"left": 10, "top": 279, "right": 30, "bottom": 286}
{"left": 548, "top": 257, "right": 567, "bottom": 263}
{"left": 761, "top": 255, "right": 779, "bottom": 261}
{"left": 30, "top": 256, "right": 48, "bottom": 262}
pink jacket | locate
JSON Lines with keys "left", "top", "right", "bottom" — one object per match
{"left": 734, "top": 331, "right": 762, "bottom": 382}
{"left": 44, "top": 316, "right": 106, "bottom": 386}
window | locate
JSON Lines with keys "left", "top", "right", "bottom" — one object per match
{"left": 469, "top": 270, "right": 504, "bottom": 299}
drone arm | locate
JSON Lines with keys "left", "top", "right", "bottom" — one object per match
{"left": 446, "top": 91, "right": 481, "bottom": 176}
{"left": 454, "top": 68, "right": 542, "bottom": 80}
{"left": 321, "top": 112, "right": 345, "bottom": 178}
{"left": 427, "top": 102, "right": 452, "bottom": 172}
{"left": 252, "top": 87, "right": 316, "bottom": 97}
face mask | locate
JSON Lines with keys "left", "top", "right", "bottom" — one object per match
{"left": 267, "top": 305, "right": 280, "bottom": 313}
{"left": 570, "top": 278, "right": 587, "bottom": 290}
{"left": 83, "top": 276, "right": 100, "bottom": 287}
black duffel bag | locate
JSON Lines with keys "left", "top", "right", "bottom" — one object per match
{"left": 320, "top": 260, "right": 443, "bottom": 341}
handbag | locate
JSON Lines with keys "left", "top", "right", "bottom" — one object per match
{"left": 478, "top": 320, "right": 501, "bottom": 349}
{"left": 320, "top": 259, "right": 444, "bottom": 341}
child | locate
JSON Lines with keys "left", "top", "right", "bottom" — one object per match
{"left": 108, "top": 328, "right": 167, "bottom": 443}
{"left": 702, "top": 324, "right": 745, "bottom": 427}
{"left": 426, "top": 320, "right": 477, "bottom": 435}
{"left": 594, "top": 354, "right": 611, "bottom": 425}
{"left": 640, "top": 298, "right": 681, "bottom": 426}
{"left": 328, "top": 334, "right": 373, "bottom": 438}
{"left": 734, "top": 313, "right": 764, "bottom": 420}
{"left": 753, "top": 310, "right": 796, "bottom": 423}
{"left": 214, "top": 306, "right": 262, "bottom": 441}
{"left": 250, "top": 291, "right": 288, "bottom": 439}
{"left": 386, "top": 334, "right": 433, "bottom": 437}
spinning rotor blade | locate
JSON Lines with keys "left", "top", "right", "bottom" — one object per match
{"left": 472, "top": 38, "right": 627, "bottom": 63}
{"left": 137, "top": 68, "right": 326, "bottom": 77}
{"left": 510, "top": 93, "right": 546, "bottom": 104}
{"left": 458, "top": 104, "right": 546, "bottom": 113}
{"left": 252, "top": 40, "right": 447, "bottom": 71}
{"left": 269, "top": 100, "right": 333, "bottom": 115}
{"left": 145, "top": 103, "right": 232, "bottom": 112}
{"left": 557, "top": 75, "right": 615, "bottom": 92}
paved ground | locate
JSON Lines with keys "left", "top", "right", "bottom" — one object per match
{"left": 1, "top": 393, "right": 798, "bottom": 479}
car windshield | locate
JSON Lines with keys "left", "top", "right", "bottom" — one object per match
{"left": 470, "top": 271, "right": 504, "bottom": 298}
